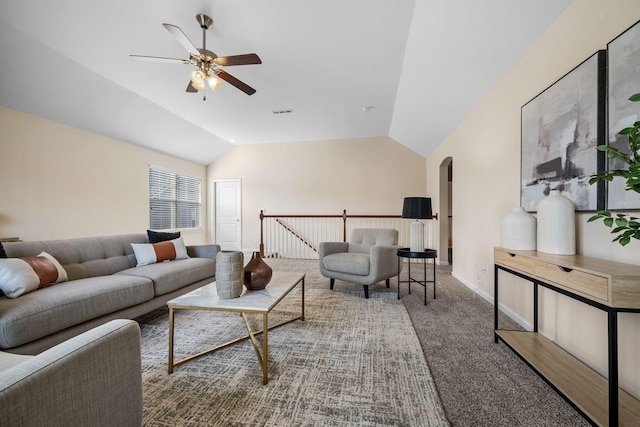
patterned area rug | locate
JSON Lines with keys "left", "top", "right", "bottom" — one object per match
{"left": 138, "top": 259, "right": 449, "bottom": 426}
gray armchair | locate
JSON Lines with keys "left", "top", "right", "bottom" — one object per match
{"left": 319, "top": 228, "right": 401, "bottom": 298}
{"left": 0, "top": 319, "right": 143, "bottom": 427}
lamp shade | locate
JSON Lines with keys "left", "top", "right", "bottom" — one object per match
{"left": 402, "top": 197, "right": 432, "bottom": 219}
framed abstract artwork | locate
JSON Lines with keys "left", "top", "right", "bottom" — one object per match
{"left": 606, "top": 19, "right": 640, "bottom": 210}
{"left": 521, "top": 50, "right": 606, "bottom": 212}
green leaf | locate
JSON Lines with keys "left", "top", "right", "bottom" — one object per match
{"left": 604, "top": 217, "right": 614, "bottom": 227}
{"left": 614, "top": 219, "right": 628, "bottom": 228}
{"left": 620, "top": 236, "right": 631, "bottom": 246}
{"left": 629, "top": 93, "right": 640, "bottom": 102}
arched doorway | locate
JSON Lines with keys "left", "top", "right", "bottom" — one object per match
{"left": 438, "top": 157, "right": 453, "bottom": 265}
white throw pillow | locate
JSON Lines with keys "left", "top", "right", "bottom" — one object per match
{"left": 0, "top": 251, "right": 68, "bottom": 298}
{"left": 131, "top": 237, "right": 189, "bottom": 267}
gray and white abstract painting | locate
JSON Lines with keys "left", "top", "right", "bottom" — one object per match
{"left": 521, "top": 51, "right": 604, "bottom": 212}
{"left": 607, "top": 20, "right": 640, "bottom": 210}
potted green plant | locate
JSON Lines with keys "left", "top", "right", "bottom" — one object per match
{"left": 588, "top": 93, "right": 640, "bottom": 246}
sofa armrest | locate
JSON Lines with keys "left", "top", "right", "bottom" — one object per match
{"left": 369, "top": 245, "right": 402, "bottom": 280}
{"left": 319, "top": 242, "right": 349, "bottom": 258}
{"left": 0, "top": 319, "right": 143, "bottom": 427}
{"left": 187, "top": 243, "right": 221, "bottom": 259}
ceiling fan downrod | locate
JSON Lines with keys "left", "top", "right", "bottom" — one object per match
{"left": 196, "top": 14, "right": 213, "bottom": 51}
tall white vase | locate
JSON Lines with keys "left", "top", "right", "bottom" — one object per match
{"left": 536, "top": 190, "right": 576, "bottom": 255}
{"left": 501, "top": 207, "right": 536, "bottom": 250}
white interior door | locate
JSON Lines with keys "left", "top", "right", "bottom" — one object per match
{"left": 214, "top": 179, "right": 241, "bottom": 251}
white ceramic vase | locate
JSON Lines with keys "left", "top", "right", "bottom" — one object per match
{"left": 536, "top": 190, "right": 576, "bottom": 255}
{"left": 215, "top": 251, "right": 244, "bottom": 299}
{"left": 501, "top": 207, "right": 537, "bottom": 250}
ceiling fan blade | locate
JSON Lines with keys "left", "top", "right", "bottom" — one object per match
{"left": 130, "top": 55, "right": 191, "bottom": 65}
{"left": 214, "top": 53, "right": 262, "bottom": 67}
{"left": 162, "top": 23, "right": 201, "bottom": 58}
{"left": 186, "top": 81, "right": 198, "bottom": 93}
{"left": 216, "top": 70, "right": 257, "bottom": 95}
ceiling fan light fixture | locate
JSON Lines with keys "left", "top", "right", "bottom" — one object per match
{"left": 189, "top": 69, "right": 206, "bottom": 91}
{"left": 206, "top": 75, "right": 221, "bottom": 91}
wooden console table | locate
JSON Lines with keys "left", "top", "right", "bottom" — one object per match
{"left": 494, "top": 247, "right": 640, "bottom": 426}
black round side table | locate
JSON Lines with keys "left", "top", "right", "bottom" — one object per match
{"left": 397, "top": 248, "right": 437, "bottom": 305}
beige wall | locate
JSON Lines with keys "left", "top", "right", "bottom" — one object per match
{"left": 0, "top": 106, "right": 208, "bottom": 245}
{"left": 207, "top": 136, "right": 427, "bottom": 251}
{"left": 426, "top": 0, "right": 640, "bottom": 397}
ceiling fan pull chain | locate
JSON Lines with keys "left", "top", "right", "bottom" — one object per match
{"left": 203, "top": 79, "right": 206, "bottom": 101}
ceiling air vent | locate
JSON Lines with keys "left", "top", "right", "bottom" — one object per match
{"left": 272, "top": 109, "right": 294, "bottom": 115}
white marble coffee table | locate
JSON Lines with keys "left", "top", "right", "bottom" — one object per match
{"left": 166, "top": 271, "right": 305, "bottom": 384}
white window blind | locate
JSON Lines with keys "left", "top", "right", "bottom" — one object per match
{"left": 149, "top": 167, "right": 201, "bottom": 230}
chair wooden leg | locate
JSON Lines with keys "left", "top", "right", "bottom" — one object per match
{"left": 386, "top": 279, "right": 390, "bottom": 288}
{"left": 330, "top": 278, "right": 335, "bottom": 290}
{"left": 364, "top": 285, "right": 369, "bottom": 298}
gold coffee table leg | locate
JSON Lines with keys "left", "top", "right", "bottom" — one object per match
{"left": 242, "top": 312, "right": 270, "bottom": 384}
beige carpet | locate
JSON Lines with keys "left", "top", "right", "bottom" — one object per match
{"left": 138, "top": 260, "right": 449, "bottom": 426}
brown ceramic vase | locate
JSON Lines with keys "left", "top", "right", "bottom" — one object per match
{"left": 243, "top": 251, "right": 272, "bottom": 290}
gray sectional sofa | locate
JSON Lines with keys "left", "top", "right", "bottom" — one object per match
{"left": 0, "top": 233, "right": 220, "bottom": 354}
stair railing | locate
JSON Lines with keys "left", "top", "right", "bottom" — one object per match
{"left": 259, "top": 209, "right": 427, "bottom": 259}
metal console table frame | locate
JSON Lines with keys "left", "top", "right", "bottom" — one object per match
{"left": 397, "top": 248, "right": 437, "bottom": 305}
{"left": 494, "top": 247, "right": 640, "bottom": 426}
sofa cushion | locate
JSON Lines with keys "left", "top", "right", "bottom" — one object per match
{"left": 0, "top": 351, "right": 31, "bottom": 373}
{"left": 131, "top": 237, "right": 189, "bottom": 266}
{"left": 116, "top": 257, "right": 215, "bottom": 296}
{"left": 322, "top": 252, "right": 370, "bottom": 276}
{"left": 0, "top": 252, "right": 68, "bottom": 298}
{"left": 0, "top": 275, "right": 154, "bottom": 349}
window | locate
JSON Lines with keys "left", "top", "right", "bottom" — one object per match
{"left": 149, "top": 167, "right": 201, "bottom": 230}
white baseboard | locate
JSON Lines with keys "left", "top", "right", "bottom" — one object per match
{"left": 451, "top": 271, "right": 533, "bottom": 332}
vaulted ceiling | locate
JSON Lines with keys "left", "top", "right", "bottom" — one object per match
{"left": 0, "top": 0, "right": 570, "bottom": 165}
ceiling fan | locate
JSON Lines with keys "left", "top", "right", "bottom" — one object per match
{"left": 130, "top": 14, "right": 261, "bottom": 99}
